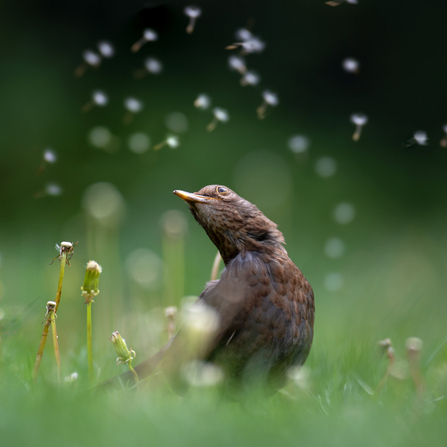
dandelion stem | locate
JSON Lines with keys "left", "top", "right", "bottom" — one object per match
{"left": 128, "top": 364, "right": 140, "bottom": 383}
{"left": 54, "top": 252, "right": 67, "bottom": 313}
{"left": 87, "top": 302, "right": 93, "bottom": 384}
{"left": 50, "top": 310, "right": 61, "bottom": 384}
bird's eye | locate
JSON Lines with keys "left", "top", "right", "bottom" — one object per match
{"left": 216, "top": 186, "right": 228, "bottom": 195}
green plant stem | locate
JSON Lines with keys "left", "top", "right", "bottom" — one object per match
{"left": 87, "top": 302, "right": 93, "bottom": 385}
{"left": 50, "top": 312, "right": 61, "bottom": 383}
{"left": 33, "top": 252, "right": 67, "bottom": 383}
{"left": 128, "top": 363, "right": 139, "bottom": 383}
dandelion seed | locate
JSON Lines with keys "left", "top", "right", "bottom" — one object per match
{"left": 97, "top": 41, "right": 114, "bottom": 58}
{"left": 165, "top": 112, "right": 189, "bottom": 133}
{"left": 240, "top": 70, "right": 260, "bottom": 86}
{"left": 324, "top": 237, "right": 345, "bottom": 259}
{"left": 82, "top": 90, "right": 109, "bottom": 113}
{"left": 228, "top": 55, "right": 247, "bottom": 74}
{"left": 334, "top": 202, "right": 355, "bottom": 224}
{"left": 134, "top": 57, "right": 164, "bottom": 79}
{"left": 440, "top": 124, "right": 447, "bottom": 147}
{"left": 128, "top": 133, "right": 151, "bottom": 153}
{"left": 123, "top": 97, "right": 143, "bottom": 124}
{"left": 315, "top": 157, "right": 337, "bottom": 178}
{"left": 194, "top": 94, "right": 211, "bottom": 110}
{"left": 184, "top": 5, "right": 202, "bottom": 34}
{"left": 74, "top": 50, "right": 101, "bottom": 77}
{"left": 342, "top": 57, "right": 360, "bottom": 74}
{"left": 350, "top": 113, "right": 368, "bottom": 141}
{"left": 257, "top": 90, "right": 279, "bottom": 119}
{"left": 43, "top": 148, "right": 57, "bottom": 163}
{"left": 235, "top": 28, "right": 253, "bottom": 42}
{"left": 288, "top": 135, "right": 310, "bottom": 154}
{"left": 153, "top": 135, "right": 180, "bottom": 150}
{"left": 45, "top": 183, "right": 63, "bottom": 197}
{"left": 131, "top": 28, "right": 158, "bottom": 53}
{"left": 207, "top": 107, "right": 229, "bottom": 132}
{"left": 414, "top": 131, "right": 428, "bottom": 146}
{"left": 226, "top": 36, "right": 265, "bottom": 54}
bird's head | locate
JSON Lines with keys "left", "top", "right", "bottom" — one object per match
{"left": 173, "top": 185, "right": 285, "bottom": 264}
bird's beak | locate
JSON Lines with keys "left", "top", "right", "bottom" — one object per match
{"left": 173, "top": 190, "right": 213, "bottom": 204}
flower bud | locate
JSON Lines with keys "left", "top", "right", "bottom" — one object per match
{"left": 81, "top": 260, "right": 102, "bottom": 304}
{"left": 110, "top": 331, "right": 135, "bottom": 365}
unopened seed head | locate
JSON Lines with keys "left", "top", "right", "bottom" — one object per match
{"left": 92, "top": 91, "right": 108, "bottom": 106}
{"left": 43, "top": 148, "right": 57, "bottom": 163}
{"left": 45, "top": 182, "right": 62, "bottom": 196}
{"left": 83, "top": 50, "right": 101, "bottom": 67}
{"left": 405, "top": 337, "right": 423, "bottom": 352}
{"left": 242, "top": 70, "right": 260, "bottom": 85}
{"left": 213, "top": 107, "right": 229, "bottom": 122}
{"left": 124, "top": 97, "right": 143, "bottom": 113}
{"left": 342, "top": 57, "right": 359, "bottom": 73}
{"left": 144, "top": 57, "right": 163, "bottom": 74}
{"left": 143, "top": 28, "right": 158, "bottom": 41}
{"left": 228, "top": 55, "right": 246, "bottom": 71}
{"left": 184, "top": 5, "right": 202, "bottom": 18}
{"left": 165, "top": 306, "right": 178, "bottom": 317}
{"left": 262, "top": 90, "right": 279, "bottom": 106}
{"left": 61, "top": 241, "right": 73, "bottom": 248}
{"left": 86, "top": 260, "right": 102, "bottom": 273}
{"left": 350, "top": 113, "right": 368, "bottom": 126}
{"left": 413, "top": 131, "right": 428, "bottom": 145}
{"left": 194, "top": 94, "right": 211, "bottom": 110}
{"left": 97, "top": 41, "right": 114, "bottom": 58}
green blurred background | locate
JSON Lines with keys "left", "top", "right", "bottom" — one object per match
{"left": 1, "top": 1, "right": 447, "bottom": 445}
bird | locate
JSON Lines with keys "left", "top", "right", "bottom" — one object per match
{"left": 112, "top": 185, "right": 315, "bottom": 394}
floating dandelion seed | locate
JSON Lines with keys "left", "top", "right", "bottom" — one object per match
{"left": 153, "top": 135, "right": 180, "bottom": 151}
{"left": 226, "top": 36, "right": 265, "bottom": 54}
{"left": 165, "top": 112, "right": 189, "bottom": 133}
{"left": 184, "top": 5, "right": 202, "bottom": 34}
{"left": 128, "top": 133, "right": 151, "bottom": 153}
{"left": 235, "top": 28, "right": 253, "bottom": 42}
{"left": 334, "top": 202, "right": 356, "bottom": 224}
{"left": 123, "top": 97, "right": 143, "bottom": 124}
{"left": 134, "top": 57, "right": 164, "bottom": 79}
{"left": 74, "top": 50, "right": 101, "bottom": 77}
{"left": 194, "top": 94, "right": 211, "bottom": 110}
{"left": 324, "top": 273, "right": 344, "bottom": 291}
{"left": 45, "top": 183, "right": 63, "bottom": 197}
{"left": 288, "top": 135, "right": 310, "bottom": 154}
{"left": 207, "top": 107, "right": 229, "bottom": 132}
{"left": 342, "top": 57, "right": 360, "bottom": 74}
{"left": 440, "top": 125, "right": 447, "bottom": 147}
{"left": 131, "top": 28, "right": 159, "bottom": 53}
{"left": 324, "top": 237, "right": 345, "bottom": 259}
{"left": 240, "top": 70, "right": 260, "bottom": 87}
{"left": 43, "top": 149, "right": 57, "bottom": 163}
{"left": 228, "top": 55, "right": 247, "bottom": 74}
{"left": 350, "top": 113, "right": 368, "bottom": 141}
{"left": 414, "top": 131, "right": 428, "bottom": 146}
{"left": 315, "top": 157, "right": 337, "bottom": 178}
{"left": 82, "top": 90, "right": 109, "bottom": 113}
{"left": 97, "top": 41, "right": 114, "bottom": 58}
{"left": 257, "top": 90, "right": 279, "bottom": 119}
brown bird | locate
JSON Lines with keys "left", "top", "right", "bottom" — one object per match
{"left": 116, "top": 185, "right": 315, "bottom": 393}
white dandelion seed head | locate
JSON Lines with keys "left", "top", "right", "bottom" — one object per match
{"left": 262, "top": 90, "right": 279, "bottom": 106}
{"left": 128, "top": 133, "right": 151, "bottom": 153}
{"left": 184, "top": 5, "right": 202, "bottom": 18}
{"left": 213, "top": 107, "right": 229, "bottom": 122}
{"left": 97, "top": 41, "right": 114, "bottom": 58}
{"left": 413, "top": 131, "right": 428, "bottom": 145}
{"left": 350, "top": 113, "right": 368, "bottom": 126}
{"left": 124, "top": 97, "right": 143, "bottom": 113}
{"left": 43, "top": 148, "right": 57, "bottom": 163}
{"left": 315, "top": 157, "right": 337, "bottom": 178}
{"left": 228, "top": 55, "right": 246, "bottom": 71}
{"left": 194, "top": 94, "right": 211, "bottom": 110}
{"left": 334, "top": 202, "right": 356, "bottom": 224}
{"left": 143, "top": 28, "right": 158, "bottom": 41}
{"left": 241, "top": 37, "right": 265, "bottom": 53}
{"left": 144, "top": 57, "right": 163, "bottom": 74}
{"left": 166, "top": 135, "right": 180, "bottom": 148}
{"left": 45, "top": 183, "right": 62, "bottom": 196}
{"left": 235, "top": 28, "right": 253, "bottom": 41}
{"left": 92, "top": 91, "right": 108, "bottom": 106}
{"left": 288, "top": 135, "right": 310, "bottom": 154}
{"left": 342, "top": 57, "right": 359, "bottom": 73}
{"left": 88, "top": 126, "right": 112, "bottom": 148}
{"left": 242, "top": 70, "right": 260, "bottom": 85}
{"left": 324, "top": 237, "right": 345, "bottom": 259}
{"left": 83, "top": 50, "right": 101, "bottom": 67}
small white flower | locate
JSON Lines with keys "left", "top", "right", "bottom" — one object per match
{"left": 194, "top": 94, "right": 211, "bottom": 110}
{"left": 97, "top": 41, "right": 114, "bottom": 58}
